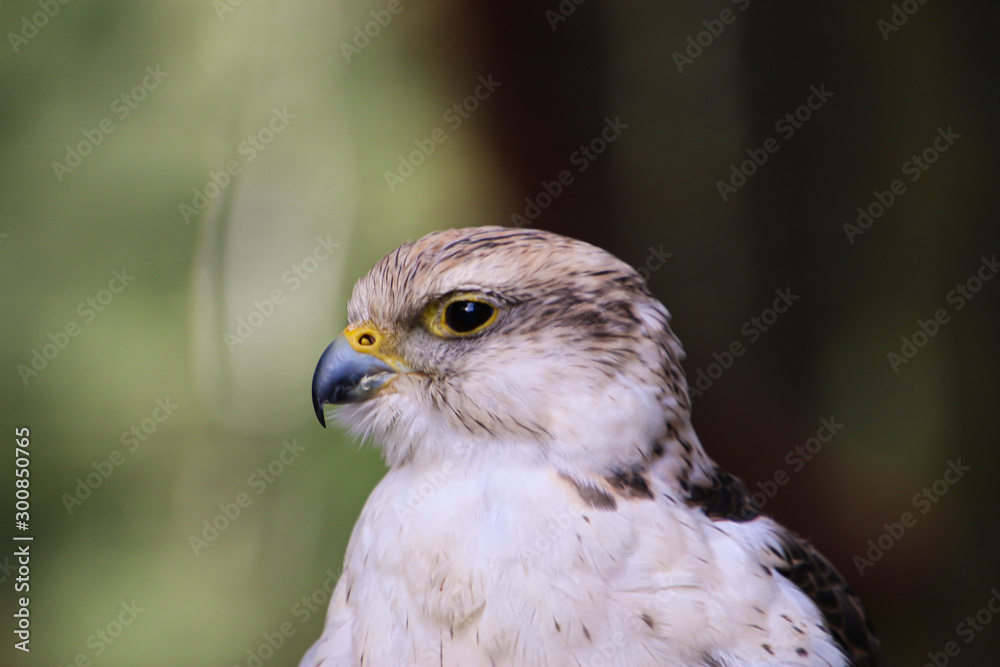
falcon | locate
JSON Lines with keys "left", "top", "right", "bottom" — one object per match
{"left": 303, "top": 226, "right": 883, "bottom": 667}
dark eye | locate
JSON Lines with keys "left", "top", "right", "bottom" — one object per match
{"left": 444, "top": 300, "right": 496, "bottom": 334}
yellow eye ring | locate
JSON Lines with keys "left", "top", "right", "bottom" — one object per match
{"left": 426, "top": 293, "right": 499, "bottom": 337}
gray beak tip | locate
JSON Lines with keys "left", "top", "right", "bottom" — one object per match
{"left": 311, "top": 336, "right": 397, "bottom": 428}
{"left": 313, "top": 399, "right": 328, "bottom": 428}
{"left": 311, "top": 340, "right": 338, "bottom": 428}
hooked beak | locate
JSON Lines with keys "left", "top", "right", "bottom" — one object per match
{"left": 311, "top": 326, "right": 405, "bottom": 427}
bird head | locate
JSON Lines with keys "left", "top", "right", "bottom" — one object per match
{"left": 312, "top": 227, "right": 693, "bottom": 472}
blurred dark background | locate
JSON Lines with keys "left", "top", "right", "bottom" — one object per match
{"left": 1, "top": 1, "right": 998, "bottom": 665}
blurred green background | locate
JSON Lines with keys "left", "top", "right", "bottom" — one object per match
{"left": 1, "top": 1, "right": 998, "bottom": 665}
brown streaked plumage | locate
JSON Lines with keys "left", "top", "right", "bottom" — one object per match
{"left": 773, "top": 534, "right": 885, "bottom": 666}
